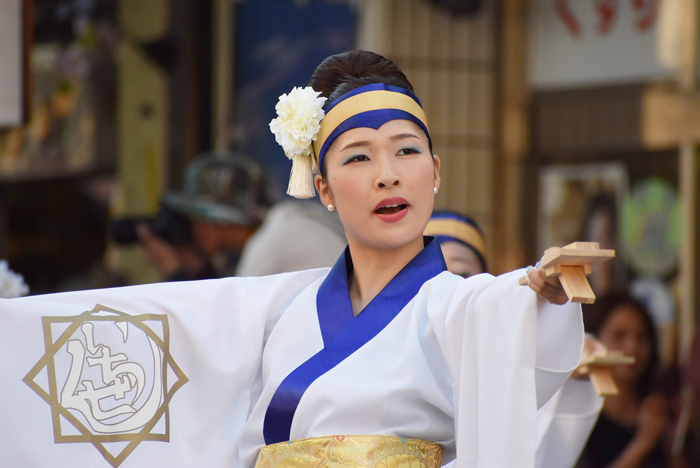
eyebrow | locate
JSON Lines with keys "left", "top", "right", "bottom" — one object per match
{"left": 390, "top": 133, "right": 419, "bottom": 141}
{"left": 339, "top": 133, "right": 420, "bottom": 152}
{"left": 340, "top": 140, "right": 372, "bottom": 152}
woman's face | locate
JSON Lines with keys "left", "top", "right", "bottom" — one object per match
{"left": 596, "top": 304, "right": 653, "bottom": 385}
{"left": 316, "top": 119, "right": 440, "bottom": 252}
{"left": 439, "top": 241, "right": 485, "bottom": 278}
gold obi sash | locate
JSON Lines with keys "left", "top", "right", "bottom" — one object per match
{"left": 255, "top": 435, "right": 443, "bottom": 468}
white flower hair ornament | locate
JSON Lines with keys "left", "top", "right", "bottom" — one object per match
{"left": 0, "top": 260, "right": 29, "bottom": 298}
{"left": 269, "top": 87, "right": 326, "bottom": 199}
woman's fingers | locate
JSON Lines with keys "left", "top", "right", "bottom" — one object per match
{"left": 582, "top": 334, "right": 608, "bottom": 358}
{"left": 527, "top": 266, "right": 569, "bottom": 304}
{"left": 137, "top": 223, "right": 182, "bottom": 275}
{"left": 571, "top": 336, "right": 608, "bottom": 379}
{"left": 527, "top": 266, "right": 557, "bottom": 292}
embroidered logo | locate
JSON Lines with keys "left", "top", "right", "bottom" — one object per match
{"left": 23, "top": 305, "right": 188, "bottom": 467}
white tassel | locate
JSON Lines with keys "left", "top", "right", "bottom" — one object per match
{"left": 286, "top": 153, "right": 316, "bottom": 199}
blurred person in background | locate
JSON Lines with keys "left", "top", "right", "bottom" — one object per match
{"left": 133, "top": 152, "right": 345, "bottom": 281}
{"left": 132, "top": 153, "right": 271, "bottom": 281}
{"left": 579, "top": 193, "right": 626, "bottom": 296}
{"left": 423, "top": 210, "right": 487, "bottom": 278}
{"left": 669, "top": 329, "right": 700, "bottom": 467}
{"left": 577, "top": 292, "right": 678, "bottom": 468}
{"left": 234, "top": 196, "right": 346, "bottom": 276}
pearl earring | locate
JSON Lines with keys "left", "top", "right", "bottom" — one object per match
{"left": 434, "top": 187, "right": 438, "bottom": 195}
{"left": 327, "top": 204, "right": 334, "bottom": 211}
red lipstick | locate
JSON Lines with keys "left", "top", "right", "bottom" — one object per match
{"left": 374, "top": 197, "right": 410, "bottom": 223}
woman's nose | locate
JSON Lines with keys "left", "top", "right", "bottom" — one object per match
{"left": 621, "top": 336, "right": 640, "bottom": 357}
{"left": 376, "top": 157, "right": 400, "bottom": 188}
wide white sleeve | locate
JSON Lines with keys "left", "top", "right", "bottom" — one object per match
{"left": 426, "top": 269, "right": 584, "bottom": 468}
{"left": 0, "top": 271, "right": 325, "bottom": 468}
{"left": 535, "top": 379, "right": 603, "bottom": 468}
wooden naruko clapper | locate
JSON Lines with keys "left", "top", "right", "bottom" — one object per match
{"left": 519, "top": 242, "right": 632, "bottom": 396}
{"left": 519, "top": 242, "right": 615, "bottom": 304}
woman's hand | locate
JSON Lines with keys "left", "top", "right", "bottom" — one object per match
{"left": 608, "top": 394, "right": 670, "bottom": 468}
{"left": 571, "top": 334, "right": 608, "bottom": 379}
{"left": 635, "top": 393, "right": 669, "bottom": 448}
{"left": 526, "top": 264, "right": 569, "bottom": 305}
{"left": 137, "top": 223, "right": 183, "bottom": 276}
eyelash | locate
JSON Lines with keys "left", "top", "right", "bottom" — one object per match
{"left": 344, "top": 154, "right": 370, "bottom": 164}
{"left": 398, "top": 147, "right": 421, "bottom": 155}
{"left": 343, "top": 147, "right": 421, "bottom": 164}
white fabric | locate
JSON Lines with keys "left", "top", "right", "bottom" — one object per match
{"left": 536, "top": 379, "right": 603, "bottom": 468}
{"left": 236, "top": 200, "right": 346, "bottom": 276}
{"left": 0, "top": 268, "right": 587, "bottom": 468}
{"left": 0, "top": 273, "right": 321, "bottom": 468}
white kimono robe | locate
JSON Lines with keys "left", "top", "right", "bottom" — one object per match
{"left": 0, "top": 239, "right": 594, "bottom": 468}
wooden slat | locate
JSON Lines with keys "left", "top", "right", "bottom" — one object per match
{"left": 579, "top": 351, "right": 635, "bottom": 367}
{"left": 541, "top": 245, "right": 616, "bottom": 269}
{"left": 495, "top": 0, "right": 528, "bottom": 273}
{"left": 589, "top": 368, "right": 619, "bottom": 396}
{"left": 558, "top": 266, "right": 596, "bottom": 304}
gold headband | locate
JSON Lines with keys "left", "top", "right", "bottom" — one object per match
{"left": 424, "top": 219, "right": 487, "bottom": 260}
{"left": 312, "top": 90, "right": 430, "bottom": 163}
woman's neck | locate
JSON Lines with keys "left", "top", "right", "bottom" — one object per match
{"left": 347, "top": 236, "right": 425, "bottom": 316}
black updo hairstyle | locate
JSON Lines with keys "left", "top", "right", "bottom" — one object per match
{"left": 308, "top": 50, "right": 421, "bottom": 177}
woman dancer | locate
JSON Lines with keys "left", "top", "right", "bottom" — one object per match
{"left": 2, "top": 51, "right": 587, "bottom": 468}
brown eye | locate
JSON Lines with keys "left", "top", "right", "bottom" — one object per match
{"left": 344, "top": 155, "right": 370, "bottom": 165}
{"left": 612, "top": 330, "right": 626, "bottom": 342}
{"left": 398, "top": 147, "right": 420, "bottom": 156}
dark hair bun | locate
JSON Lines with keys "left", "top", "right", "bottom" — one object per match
{"left": 308, "top": 50, "right": 414, "bottom": 108}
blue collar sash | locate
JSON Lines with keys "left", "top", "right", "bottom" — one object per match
{"left": 262, "top": 237, "right": 447, "bottom": 444}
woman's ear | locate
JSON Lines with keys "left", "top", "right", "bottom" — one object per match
{"left": 314, "top": 173, "right": 333, "bottom": 208}
{"left": 433, "top": 154, "right": 442, "bottom": 192}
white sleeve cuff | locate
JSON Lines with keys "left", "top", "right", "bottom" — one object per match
{"left": 535, "top": 298, "right": 584, "bottom": 408}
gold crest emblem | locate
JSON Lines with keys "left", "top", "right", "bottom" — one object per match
{"left": 23, "top": 305, "right": 188, "bottom": 467}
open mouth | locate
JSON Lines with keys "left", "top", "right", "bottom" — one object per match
{"left": 375, "top": 203, "right": 408, "bottom": 215}
{"left": 373, "top": 197, "right": 410, "bottom": 222}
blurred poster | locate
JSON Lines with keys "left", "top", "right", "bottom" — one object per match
{"left": 621, "top": 177, "right": 680, "bottom": 278}
{"left": 231, "top": 0, "right": 356, "bottom": 198}
{"left": 623, "top": 178, "right": 680, "bottom": 367}
{"left": 538, "top": 163, "right": 628, "bottom": 295}
{"left": 528, "top": 0, "right": 670, "bottom": 88}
